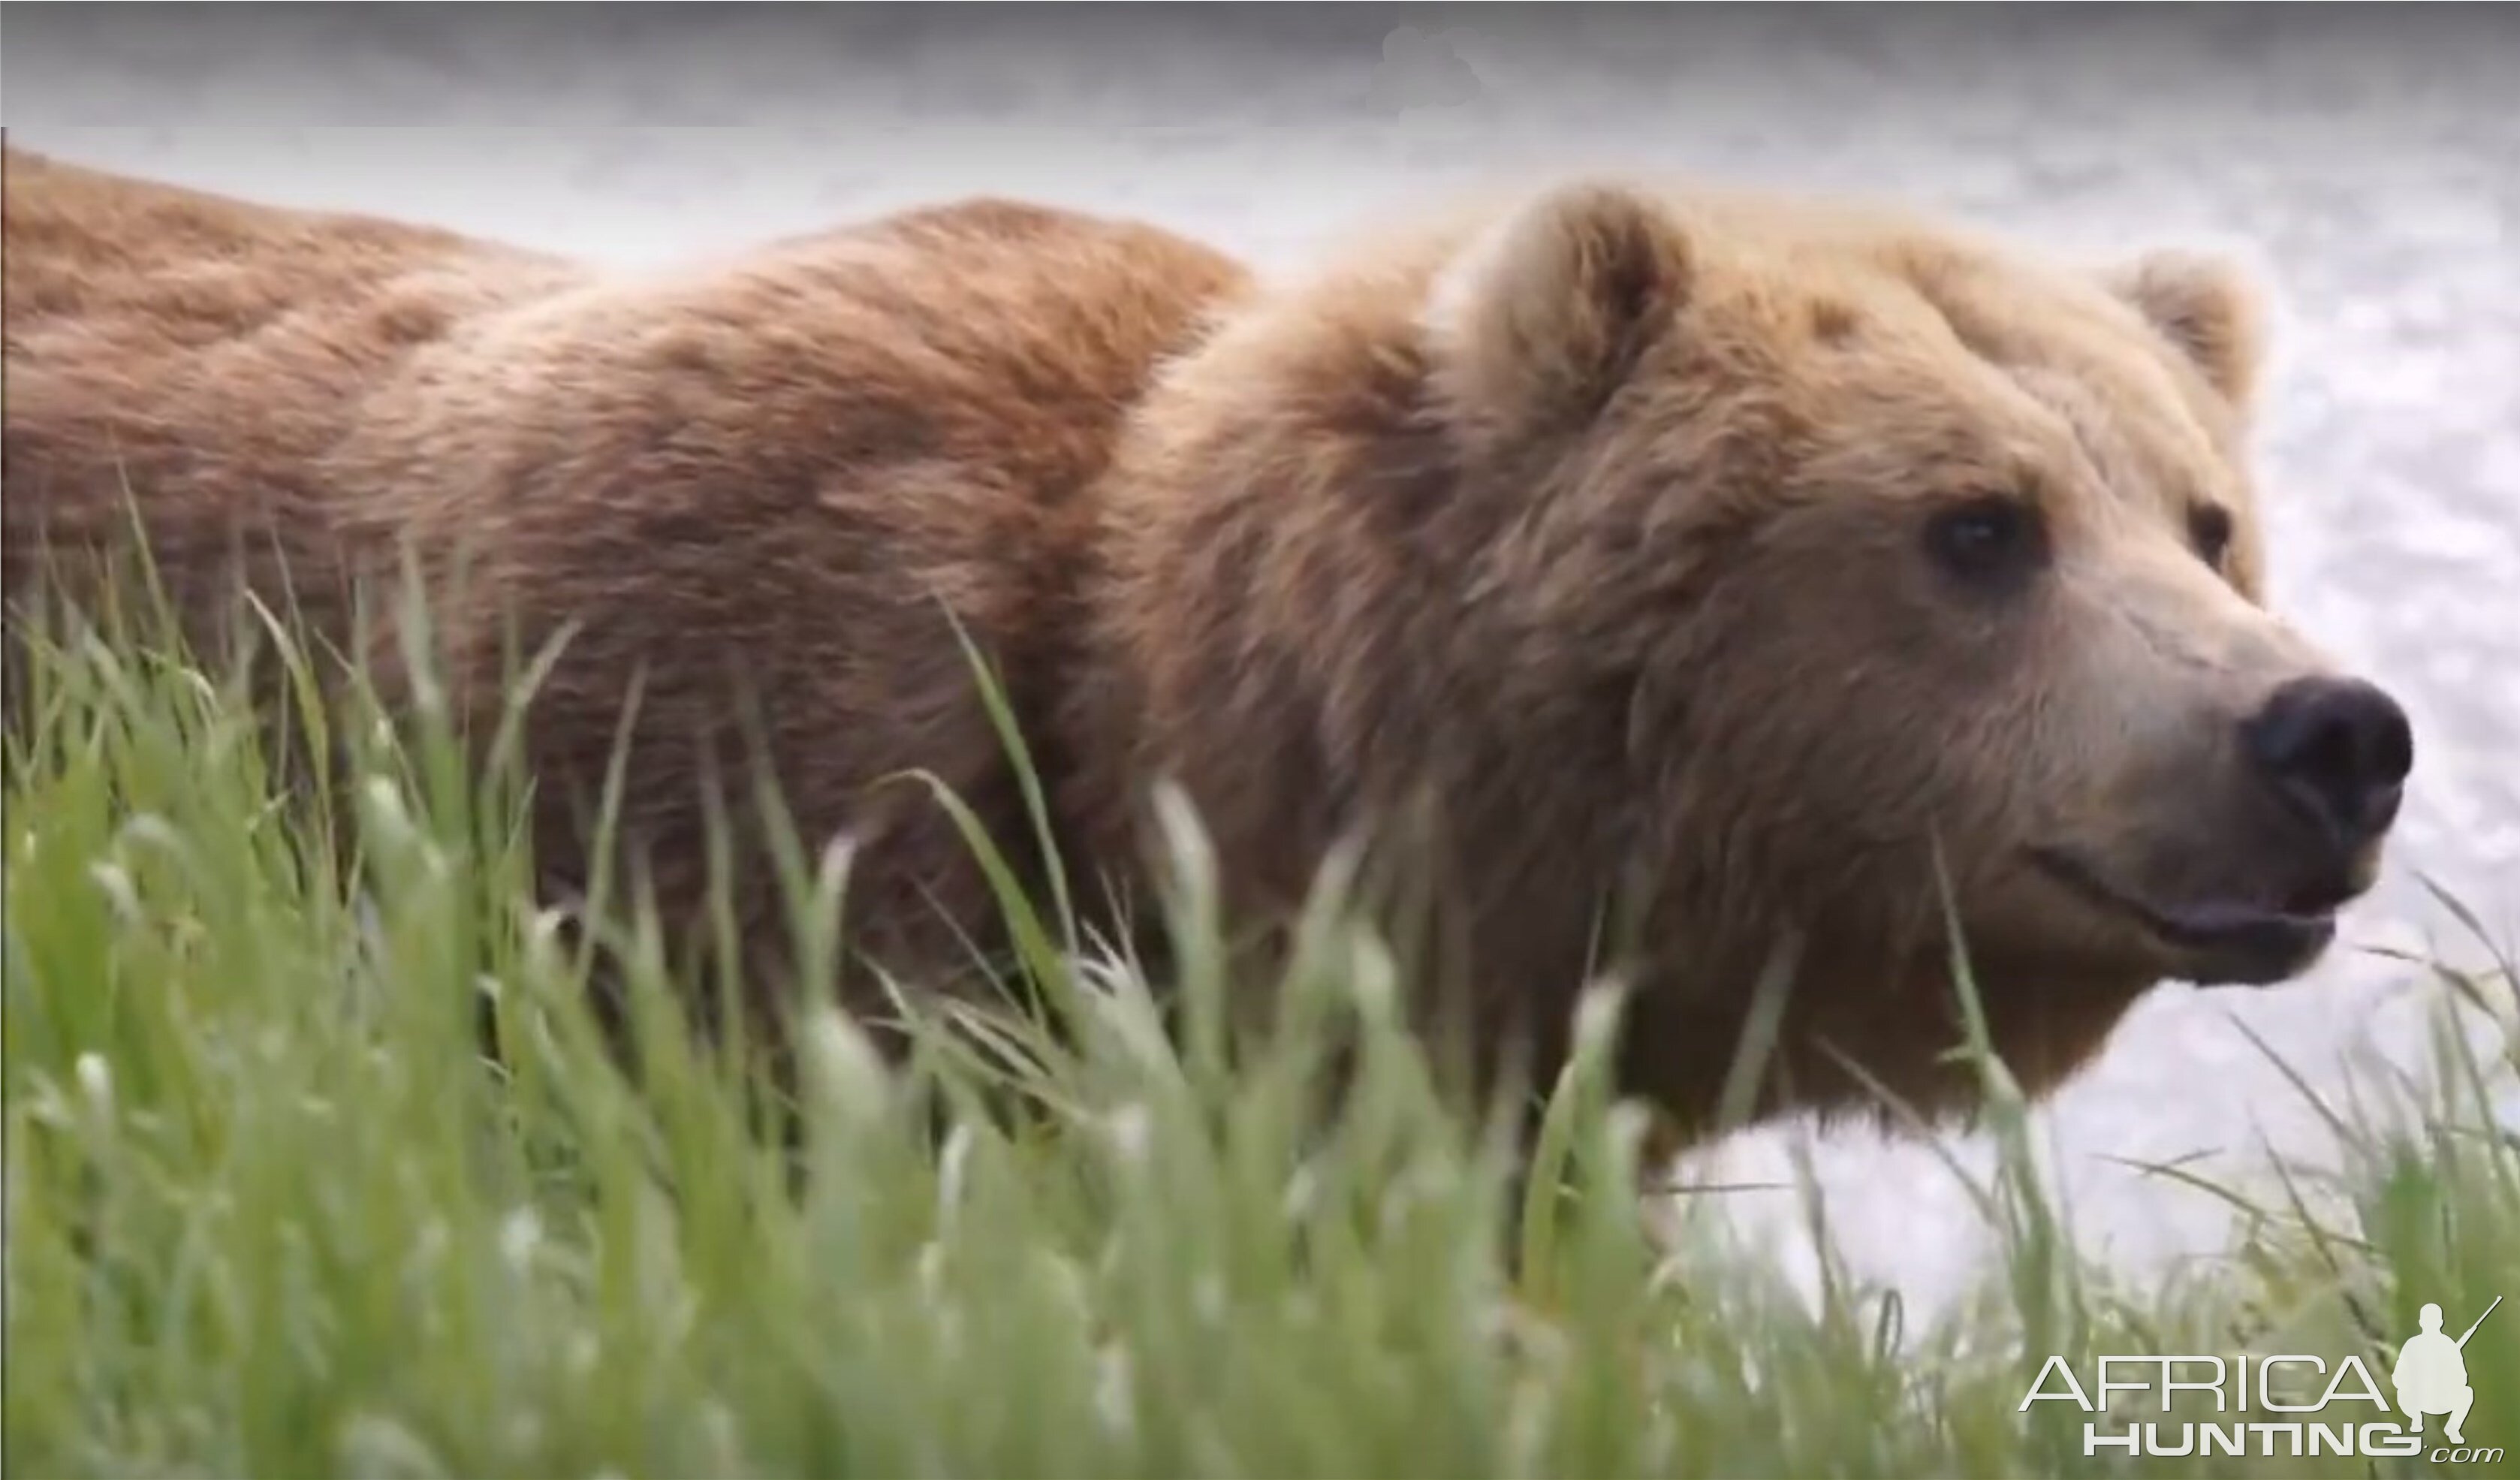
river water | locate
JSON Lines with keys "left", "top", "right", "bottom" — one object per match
{"left": 8, "top": 4, "right": 2514, "bottom": 1322}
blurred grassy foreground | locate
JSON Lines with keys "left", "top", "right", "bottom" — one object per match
{"left": 3, "top": 578, "right": 2515, "bottom": 1480}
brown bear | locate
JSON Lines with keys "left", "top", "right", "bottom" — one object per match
{"left": 2, "top": 146, "right": 2413, "bottom": 1146}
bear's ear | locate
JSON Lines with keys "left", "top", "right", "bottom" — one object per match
{"left": 1423, "top": 182, "right": 1695, "bottom": 442}
{"left": 2103, "top": 250, "right": 2265, "bottom": 408}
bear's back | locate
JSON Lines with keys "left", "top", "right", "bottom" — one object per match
{"left": 2, "top": 154, "right": 1255, "bottom": 1032}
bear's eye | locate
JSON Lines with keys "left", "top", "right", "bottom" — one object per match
{"left": 1924, "top": 496, "right": 2047, "bottom": 591}
{"left": 2187, "top": 503, "right": 2235, "bottom": 570}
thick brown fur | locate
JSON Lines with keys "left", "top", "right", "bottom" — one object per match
{"left": 2, "top": 147, "right": 2408, "bottom": 1144}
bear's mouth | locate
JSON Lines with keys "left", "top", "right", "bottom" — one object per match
{"left": 2029, "top": 848, "right": 2341, "bottom": 986}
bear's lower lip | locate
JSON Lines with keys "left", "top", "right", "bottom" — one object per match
{"left": 2029, "top": 849, "right": 2339, "bottom": 985}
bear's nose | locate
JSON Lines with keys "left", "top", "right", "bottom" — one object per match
{"left": 2241, "top": 676, "right": 2415, "bottom": 849}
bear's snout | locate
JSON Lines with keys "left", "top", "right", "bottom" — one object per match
{"left": 2241, "top": 674, "right": 2415, "bottom": 858}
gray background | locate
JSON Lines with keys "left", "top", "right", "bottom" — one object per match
{"left": 8, "top": 2, "right": 2515, "bottom": 1323}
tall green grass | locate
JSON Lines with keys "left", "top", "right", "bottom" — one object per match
{"left": 4, "top": 580, "right": 2513, "bottom": 1478}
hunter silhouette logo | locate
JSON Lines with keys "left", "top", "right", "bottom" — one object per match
{"left": 1367, "top": 26, "right": 1488, "bottom": 116}
{"left": 2021, "top": 1292, "right": 2505, "bottom": 1462}
{"left": 2395, "top": 1297, "right": 2499, "bottom": 1445}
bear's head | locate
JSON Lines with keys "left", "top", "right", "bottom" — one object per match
{"left": 1092, "top": 179, "right": 2413, "bottom": 1134}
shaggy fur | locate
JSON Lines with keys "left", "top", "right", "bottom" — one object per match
{"left": 2, "top": 147, "right": 2410, "bottom": 1143}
